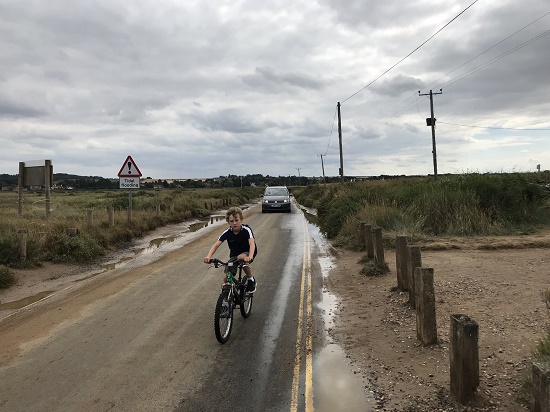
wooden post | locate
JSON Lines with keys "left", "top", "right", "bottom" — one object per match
{"left": 407, "top": 246, "right": 422, "bottom": 308}
{"left": 45, "top": 159, "right": 52, "bottom": 219}
{"left": 86, "top": 209, "right": 93, "bottom": 226}
{"left": 365, "top": 224, "right": 374, "bottom": 259}
{"left": 532, "top": 361, "right": 550, "bottom": 412}
{"left": 67, "top": 228, "right": 79, "bottom": 237}
{"left": 373, "top": 227, "right": 385, "bottom": 266}
{"left": 359, "top": 222, "right": 366, "bottom": 251}
{"left": 128, "top": 189, "right": 133, "bottom": 223}
{"left": 396, "top": 235, "right": 408, "bottom": 291}
{"left": 18, "top": 161, "right": 24, "bottom": 217}
{"left": 108, "top": 207, "right": 115, "bottom": 227}
{"left": 170, "top": 202, "right": 175, "bottom": 214}
{"left": 450, "top": 314, "right": 479, "bottom": 404}
{"left": 415, "top": 267, "right": 438, "bottom": 345}
{"left": 17, "top": 229, "right": 27, "bottom": 262}
{"left": 156, "top": 204, "right": 161, "bottom": 216}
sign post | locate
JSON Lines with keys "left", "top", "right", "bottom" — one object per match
{"left": 117, "top": 156, "right": 142, "bottom": 223}
{"left": 18, "top": 160, "right": 53, "bottom": 218}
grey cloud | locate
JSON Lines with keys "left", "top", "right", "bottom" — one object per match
{"left": 242, "top": 67, "right": 324, "bottom": 92}
{"left": 0, "top": 101, "right": 48, "bottom": 118}
{"left": 190, "top": 108, "right": 275, "bottom": 134}
{"left": 371, "top": 74, "right": 424, "bottom": 97}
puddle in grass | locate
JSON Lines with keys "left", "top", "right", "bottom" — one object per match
{"left": 307, "top": 220, "right": 375, "bottom": 411}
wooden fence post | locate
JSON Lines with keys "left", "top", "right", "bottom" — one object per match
{"left": 373, "top": 227, "right": 385, "bottom": 266}
{"left": 396, "top": 235, "right": 408, "bottom": 291}
{"left": 415, "top": 267, "right": 438, "bottom": 345}
{"left": 86, "top": 209, "right": 93, "bottom": 226}
{"left": 156, "top": 204, "right": 161, "bottom": 216}
{"left": 17, "top": 229, "right": 27, "bottom": 262}
{"left": 359, "top": 222, "right": 366, "bottom": 251}
{"left": 365, "top": 224, "right": 374, "bottom": 259}
{"left": 532, "top": 361, "right": 550, "bottom": 412}
{"left": 407, "top": 245, "right": 422, "bottom": 308}
{"left": 108, "top": 207, "right": 115, "bottom": 227}
{"left": 450, "top": 314, "right": 479, "bottom": 404}
{"left": 170, "top": 202, "right": 175, "bottom": 214}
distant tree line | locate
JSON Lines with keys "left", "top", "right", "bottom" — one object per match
{"left": 0, "top": 172, "right": 410, "bottom": 191}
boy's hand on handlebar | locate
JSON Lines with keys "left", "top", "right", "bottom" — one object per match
{"left": 243, "top": 256, "right": 251, "bottom": 263}
{"left": 204, "top": 257, "right": 211, "bottom": 264}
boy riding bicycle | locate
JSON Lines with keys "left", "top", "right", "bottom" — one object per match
{"left": 204, "top": 207, "right": 257, "bottom": 293}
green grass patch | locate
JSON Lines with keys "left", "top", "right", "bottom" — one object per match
{"left": 0, "top": 265, "right": 16, "bottom": 289}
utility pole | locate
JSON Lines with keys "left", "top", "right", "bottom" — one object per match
{"left": 337, "top": 102, "right": 344, "bottom": 182}
{"left": 296, "top": 168, "right": 301, "bottom": 186}
{"left": 419, "top": 89, "right": 442, "bottom": 181}
{"left": 317, "top": 154, "right": 326, "bottom": 184}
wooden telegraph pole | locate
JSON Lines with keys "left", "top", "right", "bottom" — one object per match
{"left": 419, "top": 89, "right": 443, "bottom": 181}
{"left": 337, "top": 102, "right": 344, "bottom": 182}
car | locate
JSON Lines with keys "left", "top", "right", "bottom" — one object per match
{"left": 261, "top": 186, "right": 291, "bottom": 213}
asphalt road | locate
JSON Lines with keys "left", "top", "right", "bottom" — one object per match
{"left": 0, "top": 203, "right": 327, "bottom": 412}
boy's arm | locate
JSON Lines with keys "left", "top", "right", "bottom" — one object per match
{"left": 204, "top": 240, "right": 223, "bottom": 263}
{"left": 245, "top": 238, "right": 256, "bottom": 263}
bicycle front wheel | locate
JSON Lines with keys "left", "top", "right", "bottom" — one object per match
{"left": 214, "top": 292, "right": 233, "bottom": 344}
{"left": 240, "top": 287, "right": 253, "bottom": 318}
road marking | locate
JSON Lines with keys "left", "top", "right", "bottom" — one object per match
{"left": 290, "top": 214, "right": 314, "bottom": 412}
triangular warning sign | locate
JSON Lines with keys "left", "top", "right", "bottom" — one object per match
{"left": 118, "top": 155, "right": 142, "bottom": 177}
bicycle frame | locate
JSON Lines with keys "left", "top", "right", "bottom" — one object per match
{"left": 210, "top": 258, "right": 253, "bottom": 344}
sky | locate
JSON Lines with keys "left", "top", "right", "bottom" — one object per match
{"left": 1, "top": 0, "right": 549, "bottom": 180}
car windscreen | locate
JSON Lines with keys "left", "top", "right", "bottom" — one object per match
{"left": 265, "top": 188, "right": 288, "bottom": 196}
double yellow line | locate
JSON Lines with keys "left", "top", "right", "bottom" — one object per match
{"left": 290, "top": 215, "right": 314, "bottom": 412}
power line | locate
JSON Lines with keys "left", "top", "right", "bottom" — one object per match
{"left": 335, "top": 14, "right": 550, "bottom": 149}
{"left": 439, "top": 29, "right": 550, "bottom": 90}
{"left": 424, "top": 10, "right": 550, "bottom": 92}
{"left": 341, "top": 0, "right": 479, "bottom": 104}
{"left": 438, "top": 121, "right": 550, "bottom": 131}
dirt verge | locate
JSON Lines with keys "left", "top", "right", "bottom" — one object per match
{"left": 325, "top": 234, "right": 550, "bottom": 411}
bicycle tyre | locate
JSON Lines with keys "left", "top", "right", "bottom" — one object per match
{"left": 214, "top": 292, "right": 233, "bottom": 344}
{"left": 239, "top": 286, "right": 253, "bottom": 318}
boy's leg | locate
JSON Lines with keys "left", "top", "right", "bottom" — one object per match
{"left": 237, "top": 252, "right": 256, "bottom": 293}
{"left": 237, "top": 252, "right": 254, "bottom": 279}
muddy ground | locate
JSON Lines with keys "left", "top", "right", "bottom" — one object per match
{"left": 326, "top": 233, "right": 550, "bottom": 411}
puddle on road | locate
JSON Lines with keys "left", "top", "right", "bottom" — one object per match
{"left": 308, "top": 220, "right": 375, "bottom": 411}
{"left": 101, "top": 256, "right": 135, "bottom": 271}
{"left": 0, "top": 291, "right": 54, "bottom": 311}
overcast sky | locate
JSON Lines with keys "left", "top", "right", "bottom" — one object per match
{"left": 1, "top": 0, "right": 549, "bottom": 180}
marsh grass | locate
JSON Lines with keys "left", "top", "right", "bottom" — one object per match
{"left": 293, "top": 172, "right": 550, "bottom": 246}
{"left": 0, "top": 265, "right": 16, "bottom": 289}
{"left": 0, "top": 187, "right": 261, "bottom": 282}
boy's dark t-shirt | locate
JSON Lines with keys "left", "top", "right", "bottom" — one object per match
{"left": 218, "top": 224, "right": 258, "bottom": 258}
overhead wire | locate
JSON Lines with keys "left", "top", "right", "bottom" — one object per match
{"left": 333, "top": 11, "right": 550, "bottom": 153}
{"left": 340, "top": 0, "right": 480, "bottom": 104}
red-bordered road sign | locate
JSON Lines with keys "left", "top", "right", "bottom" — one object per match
{"left": 118, "top": 155, "right": 142, "bottom": 177}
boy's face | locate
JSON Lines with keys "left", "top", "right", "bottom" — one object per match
{"left": 227, "top": 214, "right": 243, "bottom": 232}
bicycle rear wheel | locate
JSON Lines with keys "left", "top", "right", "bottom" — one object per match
{"left": 214, "top": 292, "right": 233, "bottom": 344}
{"left": 239, "top": 286, "right": 253, "bottom": 318}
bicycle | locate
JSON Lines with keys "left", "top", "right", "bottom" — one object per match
{"left": 209, "top": 258, "right": 253, "bottom": 343}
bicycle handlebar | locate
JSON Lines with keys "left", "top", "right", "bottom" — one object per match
{"left": 208, "top": 258, "right": 247, "bottom": 268}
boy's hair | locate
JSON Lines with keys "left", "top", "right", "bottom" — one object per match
{"left": 225, "top": 207, "right": 244, "bottom": 221}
